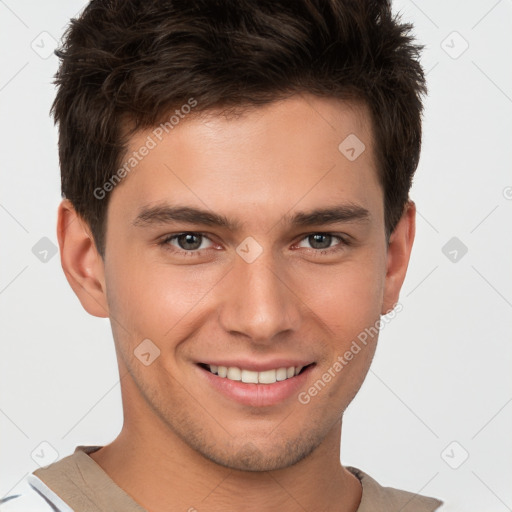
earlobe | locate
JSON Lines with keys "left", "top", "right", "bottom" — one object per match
{"left": 56, "top": 199, "right": 109, "bottom": 318}
{"left": 381, "top": 200, "right": 416, "bottom": 315}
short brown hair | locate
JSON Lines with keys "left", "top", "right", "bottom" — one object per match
{"left": 52, "top": 0, "right": 426, "bottom": 257}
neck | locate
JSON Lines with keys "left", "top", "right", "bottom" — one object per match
{"left": 89, "top": 366, "right": 362, "bottom": 512}
{"left": 90, "top": 417, "right": 361, "bottom": 512}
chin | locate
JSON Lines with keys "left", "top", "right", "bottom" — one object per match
{"left": 192, "top": 431, "right": 322, "bottom": 472}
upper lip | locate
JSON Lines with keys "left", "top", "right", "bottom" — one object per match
{"left": 198, "top": 359, "right": 315, "bottom": 372}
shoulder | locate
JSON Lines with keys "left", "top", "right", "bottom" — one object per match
{"left": 347, "top": 466, "right": 444, "bottom": 512}
{"left": 0, "top": 473, "right": 74, "bottom": 512}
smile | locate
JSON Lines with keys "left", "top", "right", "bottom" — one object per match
{"left": 199, "top": 363, "right": 311, "bottom": 384}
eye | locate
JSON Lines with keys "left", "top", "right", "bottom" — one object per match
{"left": 157, "top": 231, "right": 351, "bottom": 258}
{"left": 159, "top": 232, "right": 215, "bottom": 255}
{"left": 295, "top": 233, "right": 349, "bottom": 254}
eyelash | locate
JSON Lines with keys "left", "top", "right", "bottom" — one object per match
{"left": 157, "top": 232, "right": 351, "bottom": 258}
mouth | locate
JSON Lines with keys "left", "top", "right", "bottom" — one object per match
{"left": 195, "top": 361, "right": 316, "bottom": 407}
{"left": 197, "top": 362, "right": 315, "bottom": 384}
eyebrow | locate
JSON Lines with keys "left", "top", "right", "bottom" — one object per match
{"left": 132, "top": 202, "right": 371, "bottom": 230}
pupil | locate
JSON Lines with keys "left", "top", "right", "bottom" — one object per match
{"left": 180, "top": 233, "right": 201, "bottom": 250}
{"left": 311, "top": 234, "right": 331, "bottom": 249}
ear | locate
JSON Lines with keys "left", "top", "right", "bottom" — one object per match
{"left": 56, "top": 199, "right": 109, "bottom": 318}
{"left": 381, "top": 199, "right": 416, "bottom": 315}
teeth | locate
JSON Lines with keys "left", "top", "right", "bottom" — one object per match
{"left": 258, "top": 369, "right": 276, "bottom": 384}
{"left": 276, "top": 368, "right": 287, "bottom": 381}
{"left": 227, "top": 367, "right": 241, "bottom": 381}
{"left": 208, "top": 364, "right": 307, "bottom": 384}
{"left": 241, "top": 369, "right": 259, "bottom": 383}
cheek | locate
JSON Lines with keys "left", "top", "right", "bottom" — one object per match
{"left": 294, "top": 253, "right": 385, "bottom": 337}
{"left": 296, "top": 263, "right": 382, "bottom": 410}
{"left": 104, "top": 249, "right": 221, "bottom": 343}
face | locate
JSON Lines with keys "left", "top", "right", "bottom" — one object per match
{"left": 62, "top": 94, "right": 412, "bottom": 472}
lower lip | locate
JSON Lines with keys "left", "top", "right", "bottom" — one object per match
{"left": 197, "top": 364, "right": 315, "bottom": 407}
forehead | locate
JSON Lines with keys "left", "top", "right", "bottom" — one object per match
{"left": 109, "top": 94, "right": 381, "bottom": 229}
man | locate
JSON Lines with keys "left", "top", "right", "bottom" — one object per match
{"left": 1, "top": 0, "right": 445, "bottom": 510}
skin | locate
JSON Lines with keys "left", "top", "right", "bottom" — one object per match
{"left": 57, "top": 93, "right": 415, "bottom": 512}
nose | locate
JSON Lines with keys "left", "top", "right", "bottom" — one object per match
{"left": 217, "top": 248, "right": 302, "bottom": 345}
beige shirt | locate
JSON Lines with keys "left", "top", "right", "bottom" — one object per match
{"left": 31, "top": 445, "right": 443, "bottom": 511}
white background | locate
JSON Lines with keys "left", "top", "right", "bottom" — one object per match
{"left": 1, "top": 1, "right": 511, "bottom": 510}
